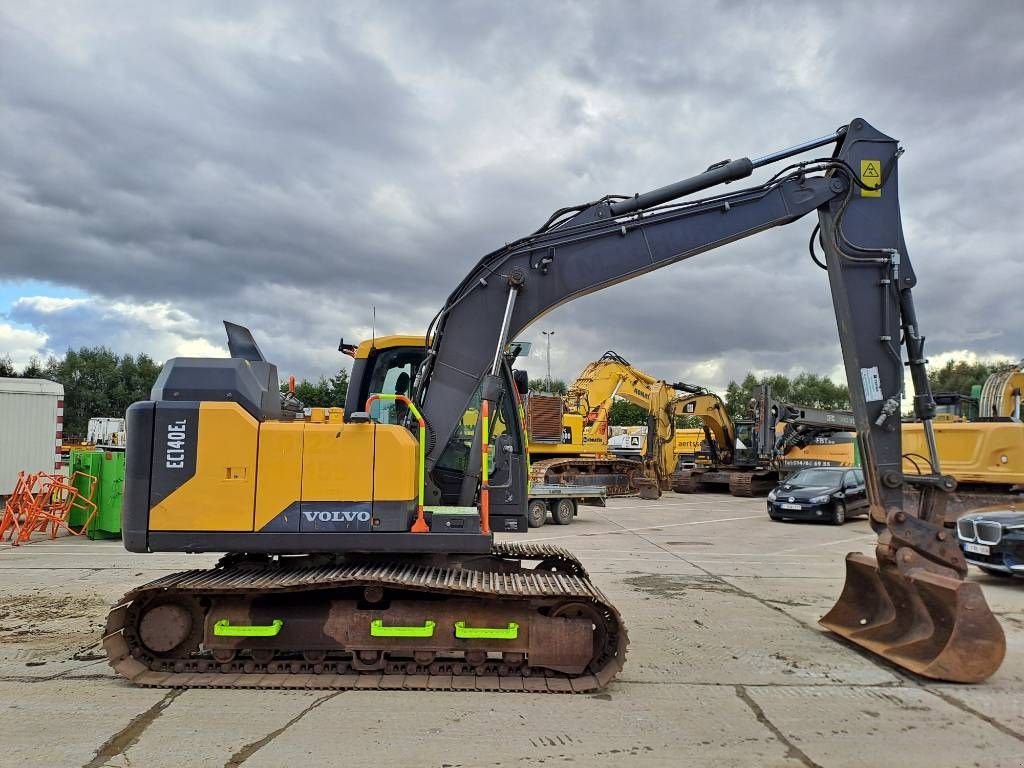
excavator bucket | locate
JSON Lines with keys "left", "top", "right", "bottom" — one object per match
{"left": 820, "top": 553, "right": 1005, "bottom": 683}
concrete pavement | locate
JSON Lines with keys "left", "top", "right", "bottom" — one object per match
{"left": 1, "top": 493, "right": 1021, "bottom": 767}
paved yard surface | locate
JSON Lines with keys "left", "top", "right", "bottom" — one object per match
{"left": 1, "top": 493, "right": 1021, "bottom": 767}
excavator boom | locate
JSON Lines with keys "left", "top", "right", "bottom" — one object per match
{"left": 406, "top": 117, "right": 1004, "bottom": 681}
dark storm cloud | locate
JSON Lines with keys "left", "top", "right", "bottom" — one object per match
{"left": 1, "top": 1, "right": 1021, "bottom": 386}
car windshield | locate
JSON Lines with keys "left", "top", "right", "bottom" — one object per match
{"left": 788, "top": 469, "right": 843, "bottom": 487}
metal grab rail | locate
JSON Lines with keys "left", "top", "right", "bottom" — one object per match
{"left": 480, "top": 400, "right": 491, "bottom": 535}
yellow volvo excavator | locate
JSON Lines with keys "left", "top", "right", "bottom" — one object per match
{"left": 104, "top": 119, "right": 1005, "bottom": 690}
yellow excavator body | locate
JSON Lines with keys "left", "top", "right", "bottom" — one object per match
{"left": 147, "top": 400, "right": 419, "bottom": 535}
{"left": 901, "top": 363, "right": 1023, "bottom": 488}
{"left": 902, "top": 420, "right": 1023, "bottom": 485}
{"left": 673, "top": 428, "right": 705, "bottom": 460}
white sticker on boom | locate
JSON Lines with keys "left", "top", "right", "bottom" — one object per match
{"left": 860, "top": 367, "right": 883, "bottom": 402}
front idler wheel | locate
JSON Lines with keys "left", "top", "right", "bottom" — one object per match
{"left": 137, "top": 599, "right": 202, "bottom": 658}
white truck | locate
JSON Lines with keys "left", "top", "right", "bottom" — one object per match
{"left": 0, "top": 378, "right": 64, "bottom": 497}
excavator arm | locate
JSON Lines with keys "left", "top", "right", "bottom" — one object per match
{"left": 750, "top": 384, "right": 857, "bottom": 456}
{"left": 409, "top": 118, "right": 1003, "bottom": 682}
{"left": 665, "top": 388, "right": 737, "bottom": 465}
{"left": 564, "top": 351, "right": 660, "bottom": 440}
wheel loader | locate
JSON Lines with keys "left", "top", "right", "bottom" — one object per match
{"left": 103, "top": 118, "right": 1006, "bottom": 690}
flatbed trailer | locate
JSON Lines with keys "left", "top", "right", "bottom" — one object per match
{"left": 527, "top": 483, "right": 606, "bottom": 527}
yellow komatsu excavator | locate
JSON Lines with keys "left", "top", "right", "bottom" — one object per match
{"left": 104, "top": 119, "right": 1006, "bottom": 691}
{"left": 524, "top": 350, "right": 666, "bottom": 495}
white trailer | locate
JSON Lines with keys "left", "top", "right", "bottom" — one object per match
{"left": 0, "top": 378, "right": 64, "bottom": 496}
{"left": 87, "top": 417, "right": 126, "bottom": 448}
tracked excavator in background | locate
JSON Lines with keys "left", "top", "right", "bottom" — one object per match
{"left": 104, "top": 118, "right": 1006, "bottom": 691}
{"left": 671, "top": 384, "right": 857, "bottom": 496}
{"left": 525, "top": 350, "right": 697, "bottom": 496}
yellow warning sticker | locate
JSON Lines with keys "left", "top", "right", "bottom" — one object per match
{"left": 860, "top": 159, "right": 881, "bottom": 197}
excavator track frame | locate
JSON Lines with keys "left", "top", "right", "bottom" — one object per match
{"left": 671, "top": 468, "right": 777, "bottom": 497}
{"left": 103, "top": 542, "right": 627, "bottom": 692}
{"left": 529, "top": 457, "right": 643, "bottom": 497}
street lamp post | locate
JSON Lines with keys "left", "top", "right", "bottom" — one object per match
{"left": 541, "top": 331, "right": 555, "bottom": 391}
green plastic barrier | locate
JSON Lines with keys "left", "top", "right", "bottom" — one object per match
{"left": 454, "top": 621, "right": 519, "bottom": 640}
{"left": 370, "top": 619, "right": 436, "bottom": 638}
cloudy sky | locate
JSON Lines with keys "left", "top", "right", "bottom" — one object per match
{"left": 2, "top": 1, "right": 1021, "bottom": 393}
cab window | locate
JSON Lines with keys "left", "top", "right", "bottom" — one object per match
{"left": 367, "top": 348, "right": 422, "bottom": 424}
{"left": 734, "top": 422, "right": 753, "bottom": 449}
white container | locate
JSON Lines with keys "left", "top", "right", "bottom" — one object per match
{"left": 0, "top": 378, "right": 64, "bottom": 496}
{"left": 87, "top": 417, "right": 126, "bottom": 447}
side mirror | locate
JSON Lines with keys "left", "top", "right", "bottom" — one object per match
{"left": 512, "top": 369, "right": 529, "bottom": 396}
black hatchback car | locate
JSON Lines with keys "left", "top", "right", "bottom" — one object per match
{"left": 767, "top": 467, "right": 868, "bottom": 525}
{"left": 955, "top": 507, "right": 1024, "bottom": 578}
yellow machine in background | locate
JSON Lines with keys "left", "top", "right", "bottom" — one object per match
{"left": 527, "top": 351, "right": 861, "bottom": 498}
{"left": 902, "top": 362, "right": 1023, "bottom": 493}
{"left": 671, "top": 384, "right": 858, "bottom": 496}
{"left": 525, "top": 352, "right": 734, "bottom": 497}
{"left": 776, "top": 431, "right": 858, "bottom": 472}
{"left": 525, "top": 351, "right": 676, "bottom": 495}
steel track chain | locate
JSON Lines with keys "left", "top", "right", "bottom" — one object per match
{"left": 103, "top": 542, "right": 626, "bottom": 693}
{"left": 529, "top": 457, "right": 640, "bottom": 496}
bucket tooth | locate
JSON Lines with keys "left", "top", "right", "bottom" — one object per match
{"left": 820, "top": 553, "right": 1005, "bottom": 683}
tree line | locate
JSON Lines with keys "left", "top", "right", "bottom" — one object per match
{"left": 530, "top": 359, "right": 1016, "bottom": 427}
{"left": 2, "top": 348, "right": 1012, "bottom": 436}
{"left": 0, "top": 349, "right": 348, "bottom": 437}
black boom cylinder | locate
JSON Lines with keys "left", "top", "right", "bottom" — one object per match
{"left": 609, "top": 157, "right": 754, "bottom": 216}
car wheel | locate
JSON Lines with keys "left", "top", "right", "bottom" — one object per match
{"left": 552, "top": 498, "right": 575, "bottom": 525}
{"left": 978, "top": 566, "right": 1013, "bottom": 578}
{"left": 527, "top": 500, "right": 547, "bottom": 528}
{"left": 831, "top": 502, "right": 846, "bottom": 526}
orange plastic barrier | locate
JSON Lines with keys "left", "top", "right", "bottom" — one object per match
{"left": 0, "top": 471, "right": 98, "bottom": 546}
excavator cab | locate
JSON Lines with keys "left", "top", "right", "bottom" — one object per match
{"left": 731, "top": 420, "right": 758, "bottom": 468}
{"left": 344, "top": 335, "right": 530, "bottom": 533}
{"left": 930, "top": 393, "right": 978, "bottom": 422}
